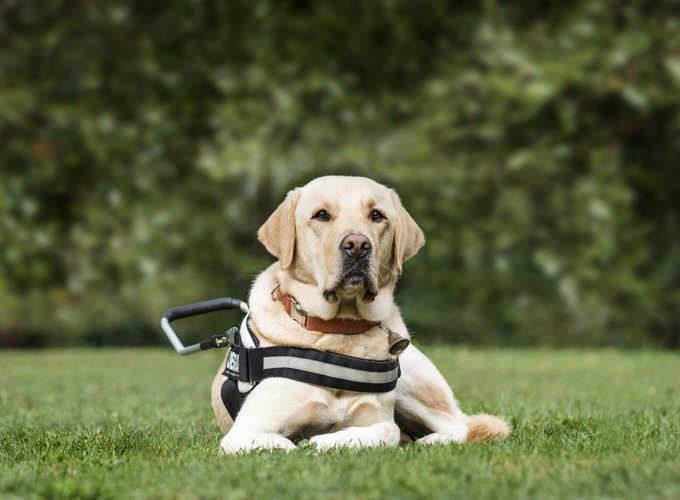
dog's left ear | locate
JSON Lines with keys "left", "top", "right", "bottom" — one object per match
{"left": 258, "top": 189, "right": 300, "bottom": 270}
{"left": 390, "top": 190, "right": 425, "bottom": 274}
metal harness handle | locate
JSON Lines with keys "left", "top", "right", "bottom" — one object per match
{"left": 160, "top": 297, "right": 249, "bottom": 355}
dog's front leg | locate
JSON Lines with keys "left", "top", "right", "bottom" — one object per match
{"left": 220, "top": 379, "right": 314, "bottom": 454}
{"left": 309, "top": 420, "right": 401, "bottom": 451}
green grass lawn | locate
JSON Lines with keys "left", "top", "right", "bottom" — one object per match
{"left": 1, "top": 346, "right": 678, "bottom": 499}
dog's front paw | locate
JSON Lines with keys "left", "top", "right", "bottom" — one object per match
{"left": 309, "top": 433, "right": 343, "bottom": 452}
{"left": 415, "top": 425, "right": 468, "bottom": 446}
{"left": 310, "top": 422, "right": 401, "bottom": 451}
{"left": 309, "top": 431, "right": 365, "bottom": 451}
{"left": 220, "top": 431, "right": 296, "bottom": 454}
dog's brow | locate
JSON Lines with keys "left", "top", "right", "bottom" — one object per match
{"left": 365, "top": 198, "right": 390, "bottom": 216}
{"left": 311, "top": 203, "right": 331, "bottom": 212}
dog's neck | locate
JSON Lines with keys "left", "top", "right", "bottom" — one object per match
{"left": 276, "top": 269, "right": 396, "bottom": 323}
{"left": 275, "top": 292, "right": 380, "bottom": 334}
{"left": 246, "top": 263, "right": 398, "bottom": 360}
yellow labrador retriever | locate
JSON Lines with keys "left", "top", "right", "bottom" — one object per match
{"left": 212, "top": 176, "right": 509, "bottom": 453}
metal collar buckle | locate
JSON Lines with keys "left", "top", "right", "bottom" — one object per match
{"left": 288, "top": 295, "right": 308, "bottom": 328}
{"left": 272, "top": 283, "right": 308, "bottom": 328}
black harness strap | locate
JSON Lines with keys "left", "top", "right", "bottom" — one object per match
{"left": 220, "top": 378, "right": 244, "bottom": 420}
{"left": 220, "top": 345, "right": 401, "bottom": 419}
{"left": 239, "top": 346, "right": 400, "bottom": 393}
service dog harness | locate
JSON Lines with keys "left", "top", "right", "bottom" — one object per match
{"left": 219, "top": 293, "right": 407, "bottom": 419}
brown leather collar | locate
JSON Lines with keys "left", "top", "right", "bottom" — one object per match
{"left": 278, "top": 293, "right": 380, "bottom": 334}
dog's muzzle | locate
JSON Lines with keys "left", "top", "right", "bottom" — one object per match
{"left": 335, "top": 233, "right": 375, "bottom": 292}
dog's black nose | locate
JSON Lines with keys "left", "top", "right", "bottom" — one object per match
{"left": 340, "top": 234, "right": 371, "bottom": 259}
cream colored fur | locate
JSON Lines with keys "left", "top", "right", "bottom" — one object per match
{"left": 212, "top": 176, "right": 509, "bottom": 453}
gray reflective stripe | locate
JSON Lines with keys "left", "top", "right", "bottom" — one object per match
{"left": 262, "top": 356, "right": 399, "bottom": 385}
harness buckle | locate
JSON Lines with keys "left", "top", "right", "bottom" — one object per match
{"left": 225, "top": 326, "right": 239, "bottom": 346}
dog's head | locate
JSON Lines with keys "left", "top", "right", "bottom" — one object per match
{"left": 258, "top": 176, "right": 424, "bottom": 307}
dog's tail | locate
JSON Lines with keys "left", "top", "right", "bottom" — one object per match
{"left": 463, "top": 414, "right": 511, "bottom": 442}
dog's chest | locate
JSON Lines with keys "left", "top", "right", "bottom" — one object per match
{"left": 293, "top": 390, "right": 387, "bottom": 439}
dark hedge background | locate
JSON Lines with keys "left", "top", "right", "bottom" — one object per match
{"left": 1, "top": 0, "right": 680, "bottom": 348}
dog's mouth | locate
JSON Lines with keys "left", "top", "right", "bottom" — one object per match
{"left": 323, "top": 263, "right": 377, "bottom": 303}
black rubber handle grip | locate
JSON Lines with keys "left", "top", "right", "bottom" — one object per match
{"left": 162, "top": 297, "right": 246, "bottom": 322}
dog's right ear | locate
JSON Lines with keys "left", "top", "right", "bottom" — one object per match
{"left": 257, "top": 189, "right": 300, "bottom": 270}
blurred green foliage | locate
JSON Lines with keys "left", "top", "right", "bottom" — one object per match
{"left": 1, "top": 0, "right": 679, "bottom": 348}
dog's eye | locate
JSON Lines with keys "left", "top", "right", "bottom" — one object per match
{"left": 370, "top": 210, "right": 386, "bottom": 222}
{"left": 312, "top": 210, "right": 331, "bottom": 222}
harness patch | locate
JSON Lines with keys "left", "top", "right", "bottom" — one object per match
{"left": 224, "top": 349, "right": 240, "bottom": 379}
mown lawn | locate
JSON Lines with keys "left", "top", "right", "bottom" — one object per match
{"left": 1, "top": 346, "right": 678, "bottom": 499}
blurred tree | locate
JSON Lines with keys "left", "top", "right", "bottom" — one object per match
{"left": 0, "top": 0, "right": 678, "bottom": 347}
